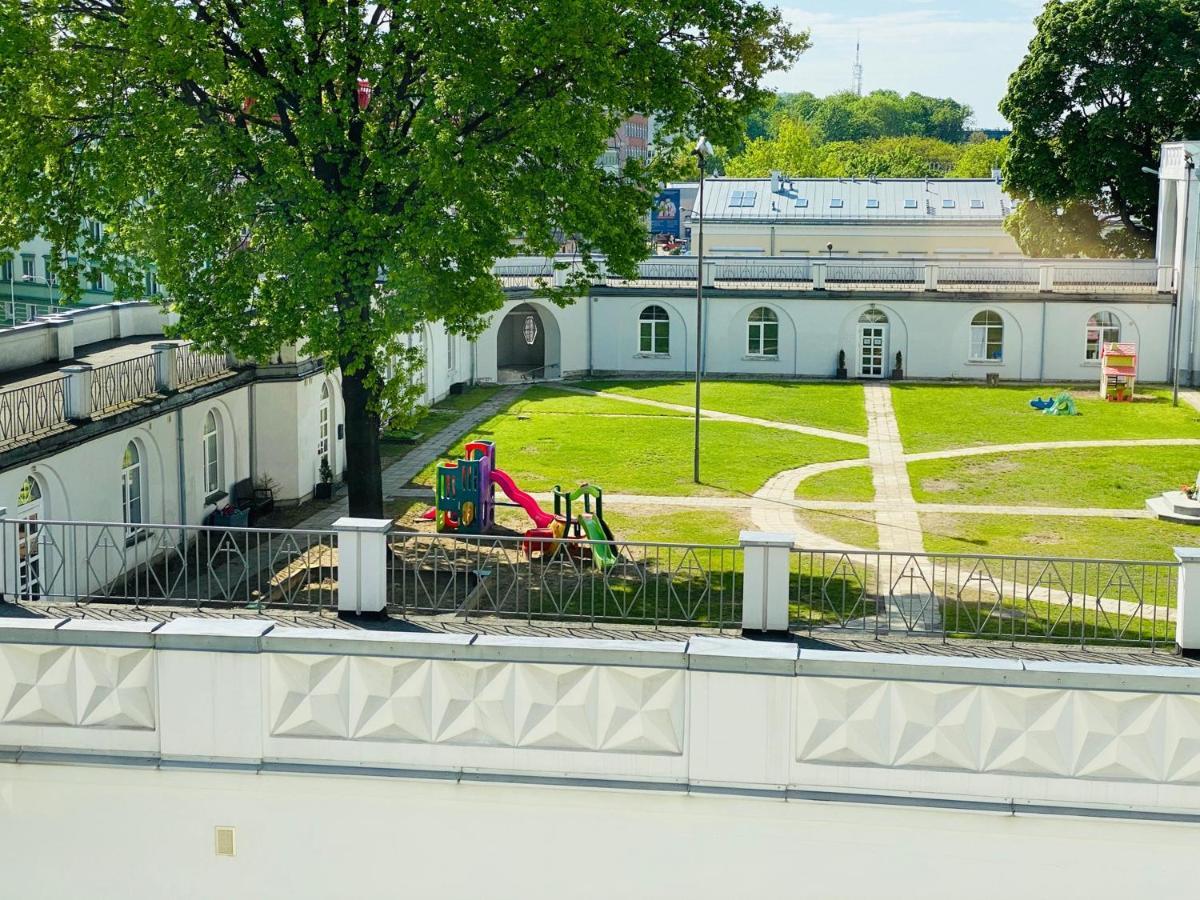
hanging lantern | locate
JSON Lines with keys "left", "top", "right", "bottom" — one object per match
{"left": 356, "top": 79, "right": 372, "bottom": 111}
{"left": 522, "top": 315, "right": 538, "bottom": 346}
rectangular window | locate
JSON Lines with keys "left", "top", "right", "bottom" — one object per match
{"left": 447, "top": 333, "right": 455, "bottom": 372}
{"left": 903, "top": 199, "right": 919, "bottom": 209}
{"left": 639, "top": 320, "right": 669, "bottom": 354}
{"left": 970, "top": 324, "right": 1003, "bottom": 361}
{"left": 830, "top": 199, "right": 844, "bottom": 209}
{"left": 865, "top": 199, "right": 880, "bottom": 209}
{"left": 795, "top": 198, "right": 809, "bottom": 208}
{"left": 970, "top": 199, "right": 985, "bottom": 209}
{"left": 1, "top": 259, "right": 10, "bottom": 282}
{"left": 748, "top": 322, "right": 779, "bottom": 356}
{"left": 88, "top": 270, "right": 104, "bottom": 292}
{"left": 21, "top": 255, "right": 35, "bottom": 279}
{"left": 204, "top": 433, "right": 219, "bottom": 494}
{"left": 728, "top": 190, "right": 757, "bottom": 208}
{"left": 146, "top": 270, "right": 159, "bottom": 295}
{"left": 943, "top": 199, "right": 956, "bottom": 209}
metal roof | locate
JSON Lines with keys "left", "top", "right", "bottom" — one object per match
{"left": 700, "top": 177, "right": 1013, "bottom": 224}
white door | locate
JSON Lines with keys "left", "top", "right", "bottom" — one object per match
{"left": 858, "top": 323, "right": 888, "bottom": 378}
{"left": 15, "top": 478, "right": 42, "bottom": 599}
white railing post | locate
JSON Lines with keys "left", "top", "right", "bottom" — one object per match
{"left": 0, "top": 506, "right": 10, "bottom": 602}
{"left": 739, "top": 531, "right": 793, "bottom": 633}
{"left": 924, "top": 264, "right": 939, "bottom": 291}
{"left": 47, "top": 316, "right": 75, "bottom": 361}
{"left": 335, "top": 517, "right": 392, "bottom": 617}
{"left": 702, "top": 260, "right": 717, "bottom": 287}
{"left": 1158, "top": 265, "right": 1176, "bottom": 294}
{"left": 1039, "top": 265, "right": 1054, "bottom": 292}
{"left": 811, "top": 261, "right": 827, "bottom": 290}
{"left": 60, "top": 363, "right": 94, "bottom": 421}
{"left": 1176, "top": 547, "right": 1200, "bottom": 657}
{"left": 152, "top": 341, "right": 179, "bottom": 393}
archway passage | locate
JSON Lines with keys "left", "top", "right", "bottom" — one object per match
{"left": 497, "top": 303, "right": 547, "bottom": 383}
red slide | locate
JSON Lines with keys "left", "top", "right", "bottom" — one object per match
{"left": 490, "top": 468, "right": 556, "bottom": 529}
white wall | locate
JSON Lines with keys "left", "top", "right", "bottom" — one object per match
{"left": 2, "top": 762, "right": 1195, "bottom": 900}
{"left": 2, "top": 623, "right": 1200, "bottom": 899}
{"left": 491, "top": 292, "right": 1173, "bottom": 382}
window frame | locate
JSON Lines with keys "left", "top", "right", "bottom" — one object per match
{"left": 746, "top": 307, "right": 780, "bottom": 358}
{"left": 317, "top": 383, "right": 331, "bottom": 462}
{"left": 638, "top": 305, "right": 671, "bottom": 356}
{"left": 1085, "top": 312, "right": 1121, "bottom": 362}
{"left": 969, "top": 310, "right": 1004, "bottom": 362}
{"left": 20, "top": 254, "right": 35, "bottom": 279}
{"left": 121, "top": 441, "right": 145, "bottom": 538}
{"left": 202, "top": 410, "right": 221, "bottom": 497}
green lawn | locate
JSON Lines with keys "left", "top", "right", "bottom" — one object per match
{"left": 795, "top": 508, "right": 879, "bottom": 549}
{"left": 578, "top": 379, "right": 868, "bottom": 435}
{"left": 891, "top": 384, "right": 1200, "bottom": 453}
{"left": 506, "top": 386, "right": 687, "bottom": 418}
{"left": 602, "top": 507, "right": 750, "bottom": 547}
{"left": 921, "top": 512, "right": 1200, "bottom": 562}
{"left": 432, "top": 383, "right": 504, "bottom": 413}
{"left": 909, "top": 446, "right": 1198, "bottom": 510}
{"left": 417, "top": 403, "right": 866, "bottom": 496}
{"left": 794, "top": 465, "right": 875, "bottom": 501}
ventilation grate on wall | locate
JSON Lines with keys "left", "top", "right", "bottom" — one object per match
{"left": 214, "top": 826, "right": 237, "bottom": 858}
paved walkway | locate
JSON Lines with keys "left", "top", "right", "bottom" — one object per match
{"left": 294, "top": 384, "right": 527, "bottom": 529}
{"left": 865, "top": 383, "right": 925, "bottom": 553}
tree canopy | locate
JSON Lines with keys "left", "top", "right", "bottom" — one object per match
{"left": 1000, "top": 0, "right": 1200, "bottom": 254}
{"left": 0, "top": 0, "right": 806, "bottom": 514}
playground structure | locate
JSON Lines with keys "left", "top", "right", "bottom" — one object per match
{"left": 1028, "top": 392, "right": 1078, "bottom": 416}
{"left": 430, "top": 440, "right": 618, "bottom": 565}
{"left": 1100, "top": 342, "right": 1138, "bottom": 401}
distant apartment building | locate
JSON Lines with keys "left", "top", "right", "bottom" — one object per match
{"left": 693, "top": 175, "right": 1023, "bottom": 258}
{"left": 598, "top": 114, "right": 652, "bottom": 174}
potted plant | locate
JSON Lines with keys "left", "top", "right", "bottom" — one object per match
{"left": 893, "top": 350, "right": 904, "bottom": 380}
{"left": 836, "top": 349, "right": 847, "bottom": 380}
{"left": 314, "top": 455, "right": 334, "bottom": 500}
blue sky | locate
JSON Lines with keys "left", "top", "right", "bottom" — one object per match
{"left": 766, "top": 1, "right": 1048, "bottom": 127}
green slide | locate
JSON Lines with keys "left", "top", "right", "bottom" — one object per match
{"left": 578, "top": 514, "right": 619, "bottom": 568}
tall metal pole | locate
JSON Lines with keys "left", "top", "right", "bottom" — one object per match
{"left": 1176, "top": 157, "right": 1195, "bottom": 406}
{"left": 693, "top": 150, "right": 705, "bottom": 484}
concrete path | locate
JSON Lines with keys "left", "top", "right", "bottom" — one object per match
{"left": 547, "top": 383, "right": 871, "bottom": 446}
{"left": 294, "top": 385, "right": 527, "bottom": 529}
{"left": 1179, "top": 390, "right": 1200, "bottom": 415}
{"left": 864, "top": 383, "right": 925, "bottom": 554}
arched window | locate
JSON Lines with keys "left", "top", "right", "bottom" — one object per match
{"left": 202, "top": 410, "right": 221, "bottom": 495}
{"left": 1086, "top": 312, "right": 1121, "bottom": 361}
{"left": 859, "top": 308, "right": 888, "bottom": 325}
{"left": 447, "top": 331, "right": 456, "bottom": 372}
{"left": 639, "top": 305, "right": 670, "bottom": 355}
{"left": 747, "top": 307, "right": 779, "bottom": 357}
{"left": 121, "top": 441, "right": 143, "bottom": 526}
{"left": 317, "top": 383, "right": 331, "bottom": 463}
{"left": 16, "top": 476, "right": 43, "bottom": 598}
{"left": 969, "top": 310, "right": 1004, "bottom": 362}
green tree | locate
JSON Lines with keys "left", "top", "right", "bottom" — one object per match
{"left": 724, "top": 119, "right": 823, "bottom": 177}
{"left": 950, "top": 138, "right": 1009, "bottom": 178}
{"left": 1004, "top": 201, "right": 1154, "bottom": 258}
{"left": 0, "top": 0, "right": 806, "bottom": 515}
{"left": 1000, "top": 0, "right": 1200, "bottom": 250}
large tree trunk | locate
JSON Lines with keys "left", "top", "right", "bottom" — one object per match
{"left": 340, "top": 362, "right": 385, "bottom": 518}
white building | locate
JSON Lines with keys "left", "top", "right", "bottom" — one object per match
{"left": 1155, "top": 141, "right": 1200, "bottom": 385}
{"left": 692, "top": 176, "right": 1023, "bottom": 258}
{"left": 484, "top": 255, "right": 1172, "bottom": 383}
{"left": 0, "top": 304, "right": 474, "bottom": 545}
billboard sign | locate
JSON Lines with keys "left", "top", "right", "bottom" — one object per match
{"left": 651, "top": 189, "right": 682, "bottom": 237}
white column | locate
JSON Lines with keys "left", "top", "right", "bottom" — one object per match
{"left": 739, "top": 531, "right": 794, "bottom": 633}
{"left": 1176, "top": 547, "right": 1200, "bottom": 657}
{"left": 811, "top": 261, "right": 827, "bottom": 290}
{"left": 923, "top": 264, "right": 939, "bottom": 291}
{"left": 152, "top": 341, "right": 179, "bottom": 393}
{"left": 60, "top": 363, "right": 93, "bottom": 421}
{"left": 47, "top": 317, "right": 74, "bottom": 361}
{"left": 335, "top": 517, "right": 393, "bottom": 616}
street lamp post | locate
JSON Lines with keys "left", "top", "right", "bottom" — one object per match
{"left": 693, "top": 137, "right": 713, "bottom": 484}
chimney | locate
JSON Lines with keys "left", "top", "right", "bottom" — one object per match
{"left": 770, "top": 171, "right": 782, "bottom": 194}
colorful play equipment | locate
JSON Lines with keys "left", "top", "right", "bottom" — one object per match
{"left": 1028, "top": 392, "right": 1078, "bottom": 416}
{"left": 1100, "top": 342, "right": 1138, "bottom": 402}
{"left": 430, "top": 440, "right": 617, "bottom": 564}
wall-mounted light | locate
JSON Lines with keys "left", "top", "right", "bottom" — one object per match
{"left": 522, "top": 315, "right": 538, "bottom": 346}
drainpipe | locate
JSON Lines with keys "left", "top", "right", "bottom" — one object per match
{"left": 248, "top": 380, "right": 258, "bottom": 482}
{"left": 175, "top": 410, "right": 187, "bottom": 527}
{"left": 587, "top": 293, "right": 594, "bottom": 375}
{"left": 1038, "top": 300, "right": 1047, "bottom": 382}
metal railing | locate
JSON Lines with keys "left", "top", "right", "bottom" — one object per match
{"left": 0, "top": 375, "right": 68, "bottom": 448}
{"left": 2, "top": 518, "right": 338, "bottom": 610}
{"left": 175, "top": 343, "right": 231, "bottom": 387}
{"left": 386, "top": 531, "right": 743, "bottom": 628}
{"left": 89, "top": 353, "right": 158, "bottom": 414}
{"left": 495, "top": 255, "right": 1168, "bottom": 295}
{"left": 792, "top": 549, "right": 1177, "bottom": 647}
